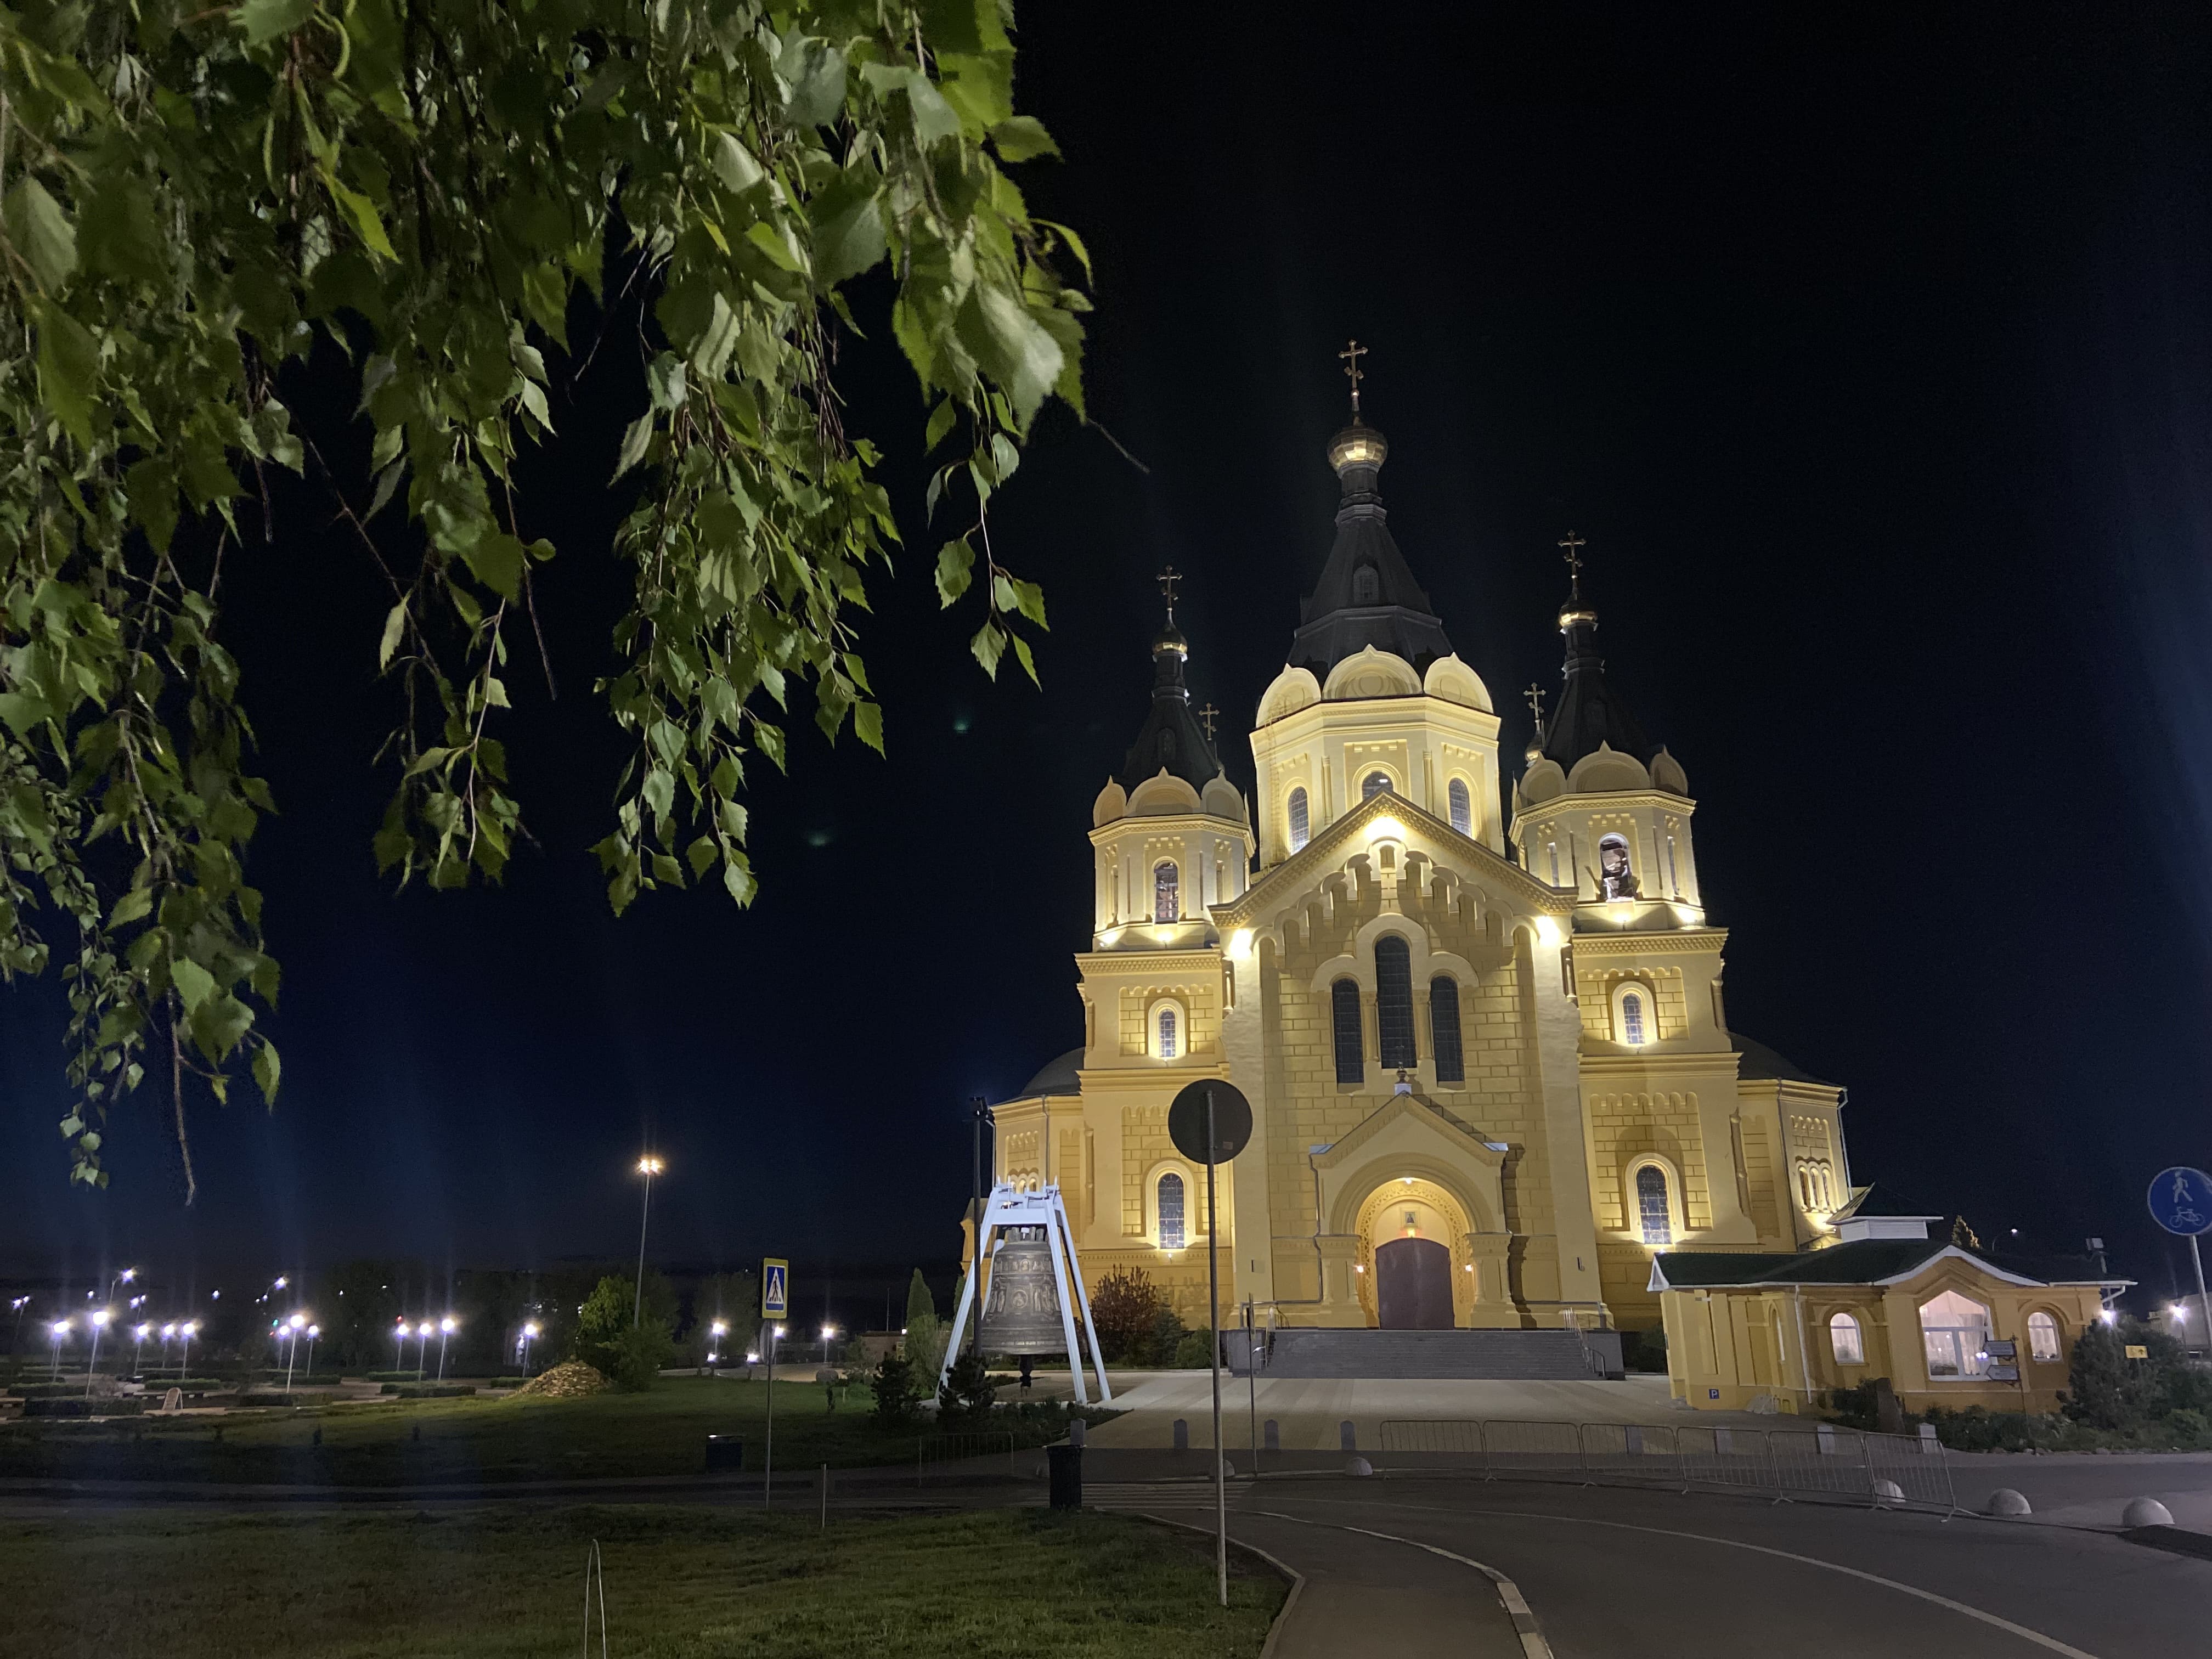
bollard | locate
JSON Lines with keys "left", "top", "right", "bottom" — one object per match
{"left": 1264, "top": 1418, "right": 1280, "bottom": 1452}
{"left": 1069, "top": 1418, "right": 1086, "bottom": 1447}
{"left": 1340, "top": 1419, "right": 1357, "bottom": 1452}
{"left": 1047, "top": 1443, "right": 1084, "bottom": 1509}
{"left": 1173, "top": 1418, "right": 1189, "bottom": 1451}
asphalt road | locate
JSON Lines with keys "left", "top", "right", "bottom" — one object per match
{"left": 1098, "top": 1476, "right": 2212, "bottom": 1657}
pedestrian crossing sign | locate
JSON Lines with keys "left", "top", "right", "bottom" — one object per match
{"left": 762, "top": 1258, "right": 789, "bottom": 1320}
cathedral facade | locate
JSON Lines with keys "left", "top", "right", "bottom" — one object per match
{"left": 988, "top": 410, "right": 1850, "bottom": 1341}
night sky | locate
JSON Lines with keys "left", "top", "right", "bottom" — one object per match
{"left": 5, "top": 7, "right": 2211, "bottom": 1314}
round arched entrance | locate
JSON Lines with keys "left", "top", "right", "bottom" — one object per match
{"left": 1355, "top": 1177, "right": 1470, "bottom": 1330}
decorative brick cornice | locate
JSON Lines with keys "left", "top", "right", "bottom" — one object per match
{"left": 1075, "top": 950, "right": 1223, "bottom": 977}
{"left": 1568, "top": 927, "right": 1728, "bottom": 958}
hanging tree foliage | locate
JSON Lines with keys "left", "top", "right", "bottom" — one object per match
{"left": 0, "top": 0, "right": 1084, "bottom": 1192}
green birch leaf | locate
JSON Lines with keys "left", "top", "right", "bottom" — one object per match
{"left": 4, "top": 177, "right": 79, "bottom": 291}
{"left": 990, "top": 116, "right": 1062, "bottom": 162}
{"left": 970, "top": 621, "right": 1007, "bottom": 679}
{"left": 1011, "top": 632, "right": 1039, "bottom": 687}
{"left": 29, "top": 297, "right": 99, "bottom": 449}
{"left": 377, "top": 601, "right": 408, "bottom": 669}
{"left": 935, "top": 537, "right": 974, "bottom": 606}
{"left": 239, "top": 0, "right": 315, "bottom": 46}
{"left": 853, "top": 701, "right": 884, "bottom": 753}
{"left": 170, "top": 958, "right": 216, "bottom": 1013}
{"left": 252, "top": 1041, "right": 281, "bottom": 1105}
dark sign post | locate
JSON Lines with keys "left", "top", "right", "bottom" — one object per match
{"left": 761, "top": 1259, "right": 790, "bottom": 1509}
{"left": 1169, "top": 1079, "right": 1253, "bottom": 1611}
{"left": 2148, "top": 1168, "right": 2212, "bottom": 1347}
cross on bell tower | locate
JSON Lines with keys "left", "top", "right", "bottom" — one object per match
{"left": 1558, "top": 532, "right": 1587, "bottom": 601}
{"left": 1195, "top": 703, "right": 1219, "bottom": 743}
{"left": 1157, "top": 565, "right": 1182, "bottom": 618}
{"left": 1338, "top": 338, "right": 1367, "bottom": 420}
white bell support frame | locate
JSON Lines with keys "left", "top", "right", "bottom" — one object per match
{"left": 939, "top": 1182, "right": 1113, "bottom": 1406}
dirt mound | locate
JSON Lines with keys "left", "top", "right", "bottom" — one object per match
{"left": 511, "top": 1361, "right": 608, "bottom": 1399}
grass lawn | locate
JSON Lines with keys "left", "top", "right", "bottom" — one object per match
{"left": 2, "top": 1504, "right": 1284, "bottom": 1658}
{"left": 0, "top": 1376, "right": 1089, "bottom": 1486}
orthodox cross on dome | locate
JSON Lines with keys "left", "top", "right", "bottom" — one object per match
{"left": 1196, "top": 703, "right": 1219, "bottom": 743}
{"left": 1558, "top": 532, "right": 1587, "bottom": 599}
{"left": 1157, "top": 565, "right": 1182, "bottom": 618}
{"left": 1338, "top": 338, "right": 1367, "bottom": 421}
{"left": 1524, "top": 682, "right": 1547, "bottom": 726}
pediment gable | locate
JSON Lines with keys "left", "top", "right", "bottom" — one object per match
{"left": 1313, "top": 1088, "right": 1511, "bottom": 1175}
{"left": 1212, "top": 785, "right": 1567, "bottom": 932}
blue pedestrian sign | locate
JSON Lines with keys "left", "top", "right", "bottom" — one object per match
{"left": 2147, "top": 1169, "right": 2212, "bottom": 1237}
{"left": 761, "top": 1257, "right": 789, "bottom": 1319}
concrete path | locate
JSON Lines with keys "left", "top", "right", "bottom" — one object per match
{"left": 1082, "top": 1371, "right": 1792, "bottom": 1447}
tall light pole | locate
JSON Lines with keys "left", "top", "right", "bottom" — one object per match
{"left": 305, "top": 1325, "right": 320, "bottom": 1379}
{"left": 437, "top": 1316, "right": 456, "bottom": 1381}
{"left": 48, "top": 1319, "right": 67, "bottom": 1380}
{"left": 131, "top": 1323, "right": 152, "bottom": 1377}
{"left": 393, "top": 1319, "right": 409, "bottom": 1375}
{"left": 84, "top": 1308, "right": 111, "bottom": 1397}
{"left": 9, "top": 1296, "right": 29, "bottom": 1358}
{"left": 283, "top": 1313, "right": 308, "bottom": 1392}
{"left": 518, "top": 1321, "right": 540, "bottom": 1375}
{"left": 709, "top": 1320, "right": 728, "bottom": 1373}
{"left": 415, "top": 1321, "right": 432, "bottom": 1382}
{"left": 633, "top": 1155, "right": 665, "bottom": 1327}
{"left": 178, "top": 1320, "right": 198, "bottom": 1380}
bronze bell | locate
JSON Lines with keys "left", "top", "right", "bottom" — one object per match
{"left": 975, "top": 1228, "right": 1067, "bottom": 1355}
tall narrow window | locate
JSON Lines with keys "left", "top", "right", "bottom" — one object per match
{"left": 1636, "top": 1165, "right": 1673, "bottom": 1246}
{"left": 1331, "top": 978, "right": 1364, "bottom": 1084}
{"left": 1158, "top": 1172, "right": 1186, "bottom": 1250}
{"left": 1620, "top": 990, "right": 1647, "bottom": 1046}
{"left": 1430, "top": 975, "right": 1464, "bottom": 1084}
{"left": 1362, "top": 770, "right": 1392, "bottom": 801}
{"left": 1375, "top": 935, "right": 1416, "bottom": 1070}
{"left": 2027, "top": 1311, "right": 2061, "bottom": 1362}
{"left": 1153, "top": 861, "right": 1180, "bottom": 923}
{"left": 1286, "top": 787, "right": 1310, "bottom": 853}
{"left": 1829, "top": 1312, "right": 1865, "bottom": 1366}
{"left": 1448, "top": 777, "right": 1472, "bottom": 836}
{"left": 1157, "top": 1006, "right": 1178, "bottom": 1059}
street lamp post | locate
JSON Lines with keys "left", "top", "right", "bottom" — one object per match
{"left": 393, "top": 1320, "right": 409, "bottom": 1375}
{"left": 633, "top": 1155, "right": 665, "bottom": 1327}
{"left": 710, "top": 1320, "right": 728, "bottom": 1375}
{"left": 283, "top": 1313, "right": 308, "bottom": 1392}
{"left": 178, "top": 1321, "right": 198, "bottom": 1380}
{"left": 305, "top": 1325, "right": 320, "bottom": 1379}
{"left": 48, "top": 1319, "right": 67, "bottom": 1380}
{"left": 159, "top": 1322, "right": 177, "bottom": 1375}
{"left": 518, "top": 1321, "right": 540, "bottom": 1376}
{"left": 83, "top": 1309, "right": 111, "bottom": 1397}
{"left": 131, "top": 1323, "right": 152, "bottom": 1377}
{"left": 416, "top": 1322, "right": 432, "bottom": 1382}
{"left": 10, "top": 1296, "right": 30, "bottom": 1358}
{"left": 437, "top": 1317, "right": 456, "bottom": 1381}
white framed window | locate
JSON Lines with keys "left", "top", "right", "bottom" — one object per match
{"left": 1829, "top": 1312, "right": 1865, "bottom": 1367}
{"left": 1632, "top": 1162, "right": 1674, "bottom": 1246}
{"left": 1157, "top": 1006, "right": 1179, "bottom": 1059}
{"left": 1610, "top": 980, "right": 1656, "bottom": 1048}
{"left": 1157, "top": 1171, "right": 1186, "bottom": 1250}
{"left": 2027, "top": 1310, "right": 2061, "bottom": 1362}
{"left": 1447, "top": 777, "right": 1472, "bottom": 836}
{"left": 1153, "top": 861, "right": 1180, "bottom": 923}
{"left": 1919, "top": 1290, "right": 1992, "bottom": 1380}
{"left": 1286, "top": 786, "right": 1310, "bottom": 853}
{"left": 1146, "top": 997, "right": 1188, "bottom": 1060}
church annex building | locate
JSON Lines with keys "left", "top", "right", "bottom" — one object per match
{"left": 984, "top": 393, "right": 2114, "bottom": 1415}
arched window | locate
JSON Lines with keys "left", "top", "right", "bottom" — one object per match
{"left": 1157, "top": 1006, "right": 1179, "bottom": 1059}
{"left": 1448, "top": 777, "right": 1472, "bottom": 836}
{"left": 1331, "top": 978, "right": 1364, "bottom": 1084}
{"left": 1611, "top": 980, "right": 1654, "bottom": 1048}
{"left": 1620, "top": 990, "right": 1647, "bottom": 1046}
{"left": 1430, "top": 975, "right": 1464, "bottom": 1084}
{"left": 2028, "top": 1311, "right": 2061, "bottom": 1362}
{"left": 1361, "top": 770, "right": 1393, "bottom": 801}
{"left": 1157, "top": 1172, "right": 1186, "bottom": 1250}
{"left": 1635, "top": 1165, "right": 1673, "bottom": 1246}
{"left": 1375, "top": 935, "right": 1416, "bottom": 1070}
{"left": 1919, "top": 1290, "right": 1992, "bottom": 1379}
{"left": 1829, "top": 1312, "right": 1865, "bottom": 1366}
{"left": 1286, "top": 787, "right": 1310, "bottom": 853}
{"left": 1352, "top": 564, "right": 1380, "bottom": 605}
{"left": 1798, "top": 1166, "right": 1814, "bottom": 1209}
{"left": 1153, "top": 861, "right": 1180, "bottom": 923}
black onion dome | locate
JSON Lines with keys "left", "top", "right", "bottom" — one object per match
{"left": 1288, "top": 421, "right": 1454, "bottom": 678}
{"left": 1114, "top": 605, "right": 1221, "bottom": 793}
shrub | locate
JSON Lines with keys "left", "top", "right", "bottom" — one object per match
{"left": 23, "top": 1397, "right": 144, "bottom": 1418}
{"left": 1621, "top": 1328, "right": 1668, "bottom": 1373}
{"left": 1172, "top": 1330, "right": 1217, "bottom": 1369}
{"left": 365, "top": 1370, "right": 424, "bottom": 1383}
{"left": 938, "top": 1347, "right": 997, "bottom": 1426}
{"left": 607, "top": 1324, "right": 676, "bottom": 1392}
{"left": 1089, "top": 1266, "right": 1168, "bottom": 1363}
{"left": 381, "top": 1384, "right": 473, "bottom": 1398}
{"left": 2065, "top": 1317, "right": 2202, "bottom": 1431}
{"left": 871, "top": 1349, "right": 921, "bottom": 1427}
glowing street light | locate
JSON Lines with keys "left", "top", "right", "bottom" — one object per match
{"left": 517, "top": 1321, "right": 542, "bottom": 1375}
{"left": 709, "top": 1319, "right": 729, "bottom": 1372}
{"left": 48, "top": 1318, "right": 69, "bottom": 1380}
{"left": 306, "top": 1325, "right": 320, "bottom": 1379}
{"left": 393, "top": 1319, "right": 410, "bottom": 1374}
{"left": 415, "top": 1321, "right": 433, "bottom": 1383}
{"left": 633, "top": 1155, "right": 665, "bottom": 1328}
{"left": 177, "top": 1320, "right": 199, "bottom": 1379}
{"left": 437, "top": 1316, "right": 458, "bottom": 1382}
{"left": 821, "top": 1323, "right": 837, "bottom": 1367}
{"left": 9, "top": 1295, "right": 29, "bottom": 1355}
{"left": 131, "top": 1322, "right": 153, "bottom": 1375}
{"left": 281, "top": 1312, "right": 311, "bottom": 1392}
{"left": 84, "top": 1308, "right": 112, "bottom": 1397}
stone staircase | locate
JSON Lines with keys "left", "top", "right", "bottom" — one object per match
{"left": 1226, "top": 1327, "right": 1623, "bottom": 1381}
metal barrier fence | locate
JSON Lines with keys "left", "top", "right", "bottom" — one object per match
{"left": 916, "top": 1431, "right": 1022, "bottom": 1483}
{"left": 1376, "top": 1419, "right": 1956, "bottom": 1511}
